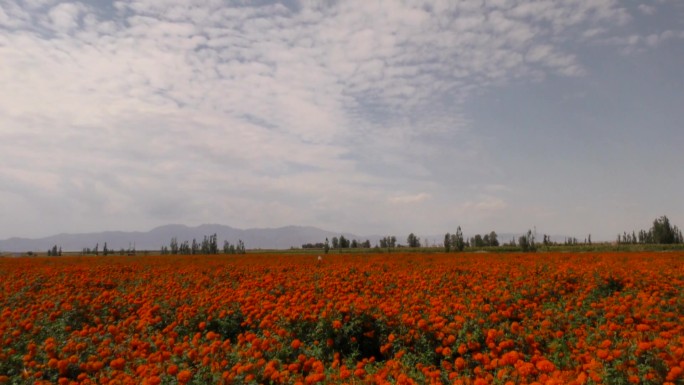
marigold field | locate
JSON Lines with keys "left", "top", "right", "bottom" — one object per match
{"left": 1, "top": 252, "right": 684, "bottom": 385}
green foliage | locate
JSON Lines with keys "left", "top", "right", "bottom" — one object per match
{"left": 591, "top": 276, "right": 625, "bottom": 299}
{"left": 206, "top": 309, "right": 246, "bottom": 340}
{"left": 223, "top": 239, "right": 246, "bottom": 254}
{"left": 378, "top": 236, "right": 397, "bottom": 251}
{"left": 518, "top": 230, "right": 536, "bottom": 252}
{"left": 47, "top": 245, "right": 62, "bottom": 256}
{"left": 406, "top": 233, "right": 421, "bottom": 248}
{"left": 339, "top": 235, "right": 350, "bottom": 249}
{"left": 618, "top": 215, "right": 683, "bottom": 245}
{"left": 651, "top": 215, "right": 682, "bottom": 244}
{"left": 170, "top": 237, "right": 179, "bottom": 254}
{"left": 200, "top": 234, "right": 219, "bottom": 254}
{"left": 453, "top": 226, "right": 465, "bottom": 251}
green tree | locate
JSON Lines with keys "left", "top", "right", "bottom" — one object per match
{"left": 210, "top": 234, "right": 218, "bottom": 254}
{"left": 519, "top": 230, "right": 536, "bottom": 252}
{"left": 407, "top": 233, "right": 421, "bottom": 248}
{"left": 379, "top": 236, "right": 397, "bottom": 251}
{"left": 201, "top": 236, "right": 210, "bottom": 254}
{"left": 180, "top": 240, "right": 190, "bottom": 254}
{"left": 323, "top": 238, "right": 330, "bottom": 254}
{"left": 454, "top": 226, "right": 465, "bottom": 251}
{"left": 223, "top": 240, "right": 235, "bottom": 254}
{"left": 170, "top": 237, "right": 179, "bottom": 254}
{"left": 379, "top": 238, "right": 387, "bottom": 248}
{"left": 652, "top": 215, "right": 676, "bottom": 244}
{"left": 473, "top": 234, "right": 484, "bottom": 248}
{"left": 443, "top": 233, "right": 451, "bottom": 252}
{"left": 488, "top": 231, "right": 499, "bottom": 247}
{"left": 236, "top": 240, "right": 246, "bottom": 254}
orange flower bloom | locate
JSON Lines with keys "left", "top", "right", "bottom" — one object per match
{"left": 177, "top": 370, "right": 192, "bottom": 383}
{"left": 110, "top": 358, "right": 125, "bottom": 371}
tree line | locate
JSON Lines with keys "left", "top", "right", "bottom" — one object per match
{"left": 43, "top": 215, "right": 683, "bottom": 255}
{"left": 616, "top": 215, "right": 683, "bottom": 244}
{"left": 443, "top": 227, "right": 536, "bottom": 252}
{"left": 51, "top": 233, "right": 247, "bottom": 256}
{"left": 304, "top": 236, "right": 374, "bottom": 254}
{"left": 309, "top": 215, "right": 682, "bottom": 254}
{"left": 160, "top": 234, "right": 246, "bottom": 255}
{"left": 82, "top": 242, "right": 136, "bottom": 256}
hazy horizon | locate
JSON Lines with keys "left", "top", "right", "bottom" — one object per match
{"left": 0, "top": 221, "right": 662, "bottom": 245}
{"left": 1, "top": 0, "right": 683, "bottom": 241}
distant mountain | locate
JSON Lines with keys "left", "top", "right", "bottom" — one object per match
{"left": 0, "top": 224, "right": 358, "bottom": 252}
{"left": 0, "top": 226, "right": 575, "bottom": 253}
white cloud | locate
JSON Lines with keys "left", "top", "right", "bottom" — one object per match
{"left": 597, "top": 29, "right": 684, "bottom": 53}
{"left": 0, "top": 0, "right": 680, "bottom": 238}
{"left": 0, "top": 6, "right": 8, "bottom": 26}
{"left": 22, "top": 0, "right": 59, "bottom": 10}
{"left": 389, "top": 193, "right": 431, "bottom": 205}
{"left": 482, "top": 184, "right": 512, "bottom": 193}
{"left": 638, "top": 4, "right": 656, "bottom": 15}
{"left": 47, "top": 2, "right": 85, "bottom": 33}
{"left": 464, "top": 196, "right": 508, "bottom": 212}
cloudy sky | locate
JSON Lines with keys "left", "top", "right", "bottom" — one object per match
{"left": 1, "top": 0, "right": 683, "bottom": 242}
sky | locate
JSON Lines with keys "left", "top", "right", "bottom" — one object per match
{"left": 1, "top": 0, "right": 683, "bottom": 242}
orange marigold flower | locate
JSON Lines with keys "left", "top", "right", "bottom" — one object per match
{"left": 144, "top": 376, "right": 161, "bottom": 385}
{"left": 666, "top": 366, "right": 683, "bottom": 381}
{"left": 177, "top": 370, "right": 192, "bottom": 383}
{"left": 596, "top": 349, "right": 609, "bottom": 360}
{"left": 454, "top": 357, "right": 466, "bottom": 370}
{"left": 340, "top": 368, "right": 351, "bottom": 379}
{"left": 47, "top": 358, "right": 58, "bottom": 369}
{"left": 535, "top": 359, "right": 555, "bottom": 373}
{"left": 636, "top": 324, "right": 650, "bottom": 332}
{"left": 110, "top": 358, "right": 125, "bottom": 371}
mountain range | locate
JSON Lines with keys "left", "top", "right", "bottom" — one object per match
{"left": 0, "top": 224, "right": 360, "bottom": 253}
{"left": 0, "top": 224, "right": 567, "bottom": 253}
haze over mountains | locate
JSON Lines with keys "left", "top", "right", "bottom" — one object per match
{"left": 0, "top": 224, "right": 357, "bottom": 252}
{"left": 0, "top": 224, "right": 560, "bottom": 253}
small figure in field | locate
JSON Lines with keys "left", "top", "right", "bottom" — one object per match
{"left": 317, "top": 255, "right": 322, "bottom": 264}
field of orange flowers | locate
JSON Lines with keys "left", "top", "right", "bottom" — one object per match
{"left": 1, "top": 252, "right": 683, "bottom": 385}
